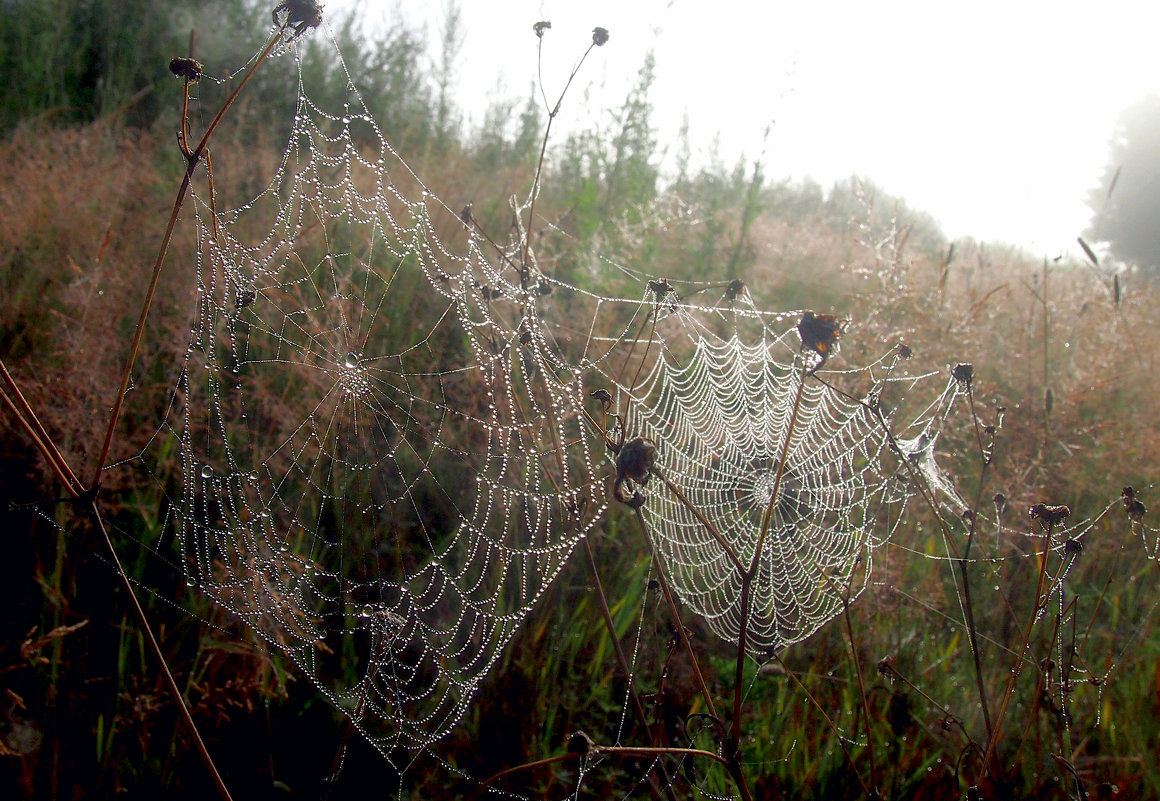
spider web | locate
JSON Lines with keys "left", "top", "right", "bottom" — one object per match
{"left": 137, "top": 22, "right": 956, "bottom": 779}
{"left": 163, "top": 40, "right": 606, "bottom": 761}
{"left": 578, "top": 296, "right": 957, "bottom": 657}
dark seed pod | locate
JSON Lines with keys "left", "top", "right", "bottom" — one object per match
{"left": 616, "top": 438, "right": 656, "bottom": 484}
{"left": 877, "top": 655, "right": 900, "bottom": 678}
{"left": 725, "top": 278, "right": 745, "bottom": 301}
{"left": 568, "top": 730, "right": 595, "bottom": 756}
{"left": 897, "top": 343, "right": 912, "bottom": 359}
{"left": 952, "top": 363, "right": 974, "bottom": 386}
{"left": 798, "top": 312, "right": 841, "bottom": 358}
{"left": 589, "top": 388, "right": 613, "bottom": 406}
{"left": 1029, "top": 503, "right": 1071, "bottom": 525}
{"left": 592, "top": 26, "right": 610, "bottom": 46}
{"left": 1122, "top": 486, "right": 1147, "bottom": 521}
{"left": 1064, "top": 538, "right": 1083, "bottom": 554}
{"left": 533, "top": 20, "right": 551, "bottom": 37}
{"left": 169, "top": 57, "right": 203, "bottom": 82}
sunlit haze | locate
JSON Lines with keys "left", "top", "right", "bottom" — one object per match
{"left": 349, "top": 0, "right": 1160, "bottom": 259}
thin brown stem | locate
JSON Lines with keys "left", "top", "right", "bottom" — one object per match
{"left": 772, "top": 651, "right": 875, "bottom": 799}
{"left": 632, "top": 508, "right": 718, "bottom": 722}
{"left": 88, "top": 505, "right": 234, "bottom": 799}
{"left": 842, "top": 593, "right": 879, "bottom": 794}
{"left": 0, "top": 366, "right": 82, "bottom": 495}
{"left": 91, "top": 31, "right": 282, "bottom": 487}
{"left": 582, "top": 538, "right": 679, "bottom": 801}
{"left": 981, "top": 520, "right": 1056, "bottom": 777}
{"left": 732, "top": 364, "right": 808, "bottom": 752}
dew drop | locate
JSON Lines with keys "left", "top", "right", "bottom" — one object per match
{"left": 345, "top": 352, "right": 360, "bottom": 368}
{"left": 360, "top": 604, "right": 373, "bottom": 618}
{"left": 200, "top": 465, "right": 213, "bottom": 478}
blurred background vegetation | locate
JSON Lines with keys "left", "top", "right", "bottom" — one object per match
{"left": 2, "top": 1, "right": 1159, "bottom": 798}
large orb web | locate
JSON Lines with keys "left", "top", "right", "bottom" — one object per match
{"left": 166, "top": 44, "right": 605, "bottom": 763}
{"left": 602, "top": 301, "right": 946, "bottom": 657}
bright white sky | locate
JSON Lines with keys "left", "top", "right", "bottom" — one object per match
{"left": 350, "top": 0, "right": 1160, "bottom": 258}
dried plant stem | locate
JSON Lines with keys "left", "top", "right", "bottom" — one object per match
{"left": 631, "top": 509, "right": 718, "bottom": 722}
{"left": 981, "top": 519, "right": 1058, "bottom": 777}
{"left": 631, "top": 508, "right": 754, "bottom": 801}
{"left": 0, "top": 362, "right": 234, "bottom": 798}
{"left": 581, "top": 538, "right": 679, "bottom": 801}
{"left": 91, "top": 31, "right": 282, "bottom": 486}
{"left": 733, "top": 364, "right": 808, "bottom": 751}
{"left": 89, "top": 505, "right": 234, "bottom": 801}
{"left": 841, "top": 593, "right": 880, "bottom": 793}
{"left": 0, "top": 362, "right": 83, "bottom": 494}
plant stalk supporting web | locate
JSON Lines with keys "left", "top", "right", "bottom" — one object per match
{"left": 2, "top": 24, "right": 298, "bottom": 801}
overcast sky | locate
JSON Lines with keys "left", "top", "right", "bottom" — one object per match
{"left": 348, "top": 0, "right": 1160, "bottom": 258}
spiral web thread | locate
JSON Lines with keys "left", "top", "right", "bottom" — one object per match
{"left": 140, "top": 26, "right": 961, "bottom": 773}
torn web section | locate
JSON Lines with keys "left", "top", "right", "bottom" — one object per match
{"left": 602, "top": 302, "right": 930, "bottom": 658}
{"left": 166, "top": 54, "right": 605, "bottom": 764}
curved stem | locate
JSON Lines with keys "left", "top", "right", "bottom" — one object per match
{"left": 91, "top": 31, "right": 282, "bottom": 487}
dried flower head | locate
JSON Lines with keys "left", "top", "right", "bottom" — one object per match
{"left": 589, "top": 388, "right": 613, "bottom": 407}
{"left": 952, "top": 363, "right": 974, "bottom": 386}
{"left": 725, "top": 278, "right": 745, "bottom": 302}
{"left": 897, "top": 343, "right": 912, "bottom": 359}
{"left": 169, "top": 57, "right": 203, "bottom": 83}
{"left": 798, "top": 311, "right": 842, "bottom": 372}
{"left": 568, "top": 730, "right": 596, "bottom": 755}
{"left": 533, "top": 20, "right": 551, "bottom": 37}
{"left": 613, "top": 437, "right": 657, "bottom": 508}
{"left": 592, "top": 27, "right": 610, "bottom": 46}
{"left": 272, "top": 0, "right": 323, "bottom": 40}
{"left": 1122, "top": 486, "right": 1147, "bottom": 521}
{"left": 1029, "top": 503, "right": 1071, "bottom": 525}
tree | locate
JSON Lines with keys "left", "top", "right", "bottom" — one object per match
{"left": 1086, "top": 94, "right": 1160, "bottom": 274}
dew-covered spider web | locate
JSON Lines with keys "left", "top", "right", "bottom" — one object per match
{"left": 131, "top": 21, "right": 967, "bottom": 780}
{"left": 585, "top": 301, "right": 959, "bottom": 656}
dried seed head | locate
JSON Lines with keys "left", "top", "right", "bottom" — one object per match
{"left": 952, "top": 363, "right": 974, "bottom": 386}
{"left": 1122, "top": 486, "right": 1147, "bottom": 521}
{"left": 1029, "top": 503, "right": 1071, "bottom": 525}
{"left": 169, "top": 57, "right": 203, "bottom": 83}
{"left": 617, "top": 438, "right": 656, "bottom": 484}
{"left": 725, "top": 278, "right": 745, "bottom": 301}
{"left": 592, "top": 27, "right": 610, "bottom": 46}
{"left": 897, "top": 343, "right": 912, "bottom": 359}
{"left": 568, "top": 730, "right": 595, "bottom": 756}
{"left": 877, "top": 655, "right": 900, "bottom": 678}
{"left": 1064, "top": 538, "right": 1083, "bottom": 554}
{"left": 533, "top": 20, "right": 551, "bottom": 37}
{"left": 272, "top": 0, "right": 323, "bottom": 39}
{"left": 798, "top": 312, "right": 842, "bottom": 373}
{"left": 589, "top": 388, "right": 613, "bottom": 406}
